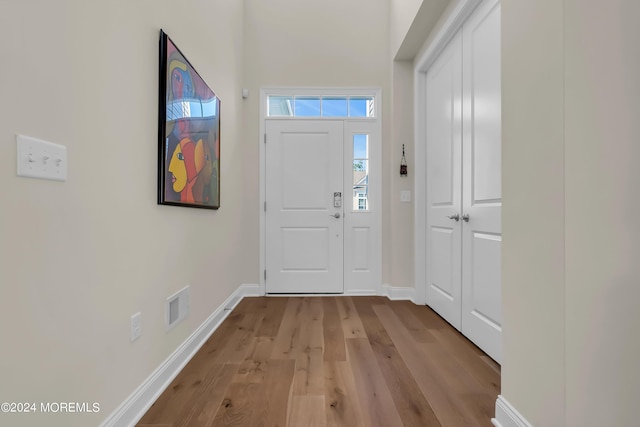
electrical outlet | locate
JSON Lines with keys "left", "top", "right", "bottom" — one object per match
{"left": 130, "top": 312, "right": 141, "bottom": 342}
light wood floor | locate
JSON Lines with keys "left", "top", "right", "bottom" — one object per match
{"left": 137, "top": 296, "right": 500, "bottom": 427}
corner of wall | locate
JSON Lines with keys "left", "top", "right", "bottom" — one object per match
{"left": 381, "top": 283, "right": 416, "bottom": 301}
{"left": 492, "top": 395, "right": 533, "bottom": 427}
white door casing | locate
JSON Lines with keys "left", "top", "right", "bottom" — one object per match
{"left": 260, "top": 89, "right": 381, "bottom": 296}
{"left": 460, "top": 0, "right": 502, "bottom": 363}
{"left": 425, "top": 31, "right": 463, "bottom": 330}
{"left": 265, "top": 120, "right": 344, "bottom": 293}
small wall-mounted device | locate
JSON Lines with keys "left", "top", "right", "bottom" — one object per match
{"left": 242, "top": 88, "right": 249, "bottom": 99}
{"left": 400, "top": 144, "right": 408, "bottom": 176}
{"left": 333, "top": 192, "right": 342, "bottom": 207}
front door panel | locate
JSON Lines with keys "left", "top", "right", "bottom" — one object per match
{"left": 266, "top": 120, "right": 344, "bottom": 293}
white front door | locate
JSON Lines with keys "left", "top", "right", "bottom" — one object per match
{"left": 461, "top": 0, "right": 502, "bottom": 363}
{"left": 265, "top": 120, "right": 344, "bottom": 293}
{"left": 425, "top": 31, "right": 463, "bottom": 330}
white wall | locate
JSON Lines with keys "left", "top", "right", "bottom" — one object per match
{"left": 501, "top": 1, "right": 566, "bottom": 425}
{"left": 0, "top": 1, "right": 245, "bottom": 426}
{"left": 391, "top": 0, "right": 424, "bottom": 57}
{"left": 242, "top": 0, "right": 393, "bottom": 285}
{"left": 391, "top": 0, "right": 451, "bottom": 60}
{"left": 564, "top": 1, "right": 640, "bottom": 425}
{"left": 502, "top": 1, "right": 640, "bottom": 426}
{"left": 390, "top": 60, "right": 415, "bottom": 288}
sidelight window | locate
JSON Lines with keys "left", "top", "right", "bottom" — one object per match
{"left": 353, "top": 134, "right": 369, "bottom": 211}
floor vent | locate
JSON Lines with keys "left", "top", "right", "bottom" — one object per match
{"left": 166, "top": 286, "right": 190, "bottom": 331}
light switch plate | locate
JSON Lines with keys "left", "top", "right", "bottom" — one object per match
{"left": 130, "top": 312, "right": 141, "bottom": 342}
{"left": 400, "top": 190, "right": 411, "bottom": 203}
{"left": 16, "top": 134, "right": 67, "bottom": 181}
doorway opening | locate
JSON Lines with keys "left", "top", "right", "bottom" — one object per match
{"left": 260, "top": 88, "right": 381, "bottom": 295}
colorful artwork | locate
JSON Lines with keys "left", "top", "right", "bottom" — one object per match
{"left": 158, "top": 30, "right": 220, "bottom": 209}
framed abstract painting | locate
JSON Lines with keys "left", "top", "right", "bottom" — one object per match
{"left": 158, "top": 30, "right": 220, "bottom": 209}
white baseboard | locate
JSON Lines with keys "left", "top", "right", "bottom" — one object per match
{"left": 344, "top": 289, "right": 378, "bottom": 296}
{"left": 492, "top": 395, "right": 533, "bottom": 427}
{"left": 266, "top": 292, "right": 377, "bottom": 297}
{"left": 380, "top": 283, "right": 416, "bottom": 301}
{"left": 237, "top": 283, "right": 261, "bottom": 298}
{"left": 100, "top": 284, "right": 260, "bottom": 427}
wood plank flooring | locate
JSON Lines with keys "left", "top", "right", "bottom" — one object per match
{"left": 137, "top": 297, "right": 500, "bottom": 427}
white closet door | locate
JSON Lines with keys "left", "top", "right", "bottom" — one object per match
{"left": 425, "top": 31, "right": 463, "bottom": 330}
{"left": 461, "top": 0, "right": 502, "bottom": 363}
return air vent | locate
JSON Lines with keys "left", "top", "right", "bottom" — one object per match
{"left": 166, "top": 286, "right": 190, "bottom": 331}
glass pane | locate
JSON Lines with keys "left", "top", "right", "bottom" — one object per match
{"left": 201, "top": 97, "right": 218, "bottom": 118}
{"left": 358, "top": 197, "right": 368, "bottom": 210}
{"left": 352, "top": 185, "right": 368, "bottom": 211}
{"left": 294, "top": 97, "right": 321, "bottom": 116}
{"left": 353, "top": 132, "right": 369, "bottom": 211}
{"left": 268, "top": 96, "right": 293, "bottom": 116}
{"left": 353, "top": 160, "right": 369, "bottom": 182}
{"left": 322, "top": 97, "right": 348, "bottom": 117}
{"left": 353, "top": 134, "right": 368, "bottom": 159}
{"left": 349, "top": 97, "right": 374, "bottom": 117}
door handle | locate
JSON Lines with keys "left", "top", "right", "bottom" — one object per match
{"left": 447, "top": 214, "right": 460, "bottom": 222}
{"left": 461, "top": 214, "right": 469, "bottom": 222}
{"left": 330, "top": 212, "right": 341, "bottom": 219}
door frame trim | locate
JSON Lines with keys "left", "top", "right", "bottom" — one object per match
{"left": 259, "top": 87, "right": 382, "bottom": 296}
{"left": 413, "top": 0, "right": 483, "bottom": 305}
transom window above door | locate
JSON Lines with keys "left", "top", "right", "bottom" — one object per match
{"left": 267, "top": 95, "right": 375, "bottom": 118}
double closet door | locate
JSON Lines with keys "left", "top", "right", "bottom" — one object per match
{"left": 425, "top": 0, "right": 502, "bottom": 362}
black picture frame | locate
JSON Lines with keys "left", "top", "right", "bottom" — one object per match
{"left": 158, "top": 30, "right": 220, "bottom": 209}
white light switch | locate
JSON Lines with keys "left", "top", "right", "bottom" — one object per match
{"left": 17, "top": 134, "right": 67, "bottom": 181}
{"left": 130, "top": 312, "right": 141, "bottom": 342}
{"left": 400, "top": 190, "right": 411, "bottom": 203}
